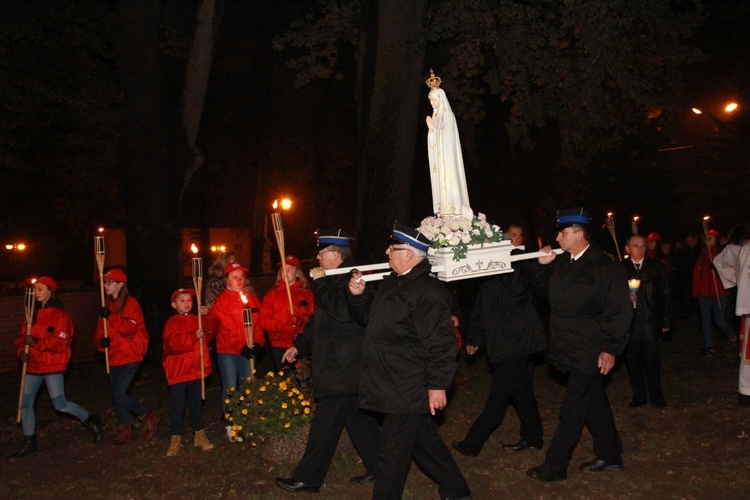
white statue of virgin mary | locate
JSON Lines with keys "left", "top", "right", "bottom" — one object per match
{"left": 425, "top": 70, "right": 473, "bottom": 220}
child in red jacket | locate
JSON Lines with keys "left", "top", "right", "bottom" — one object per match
{"left": 94, "top": 268, "right": 159, "bottom": 445}
{"left": 9, "top": 276, "right": 102, "bottom": 460}
{"left": 162, "top": 288, "right": 215, "bottom": 456}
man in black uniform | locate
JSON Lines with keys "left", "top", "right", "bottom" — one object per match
{"left": 527, "top": 208, "right": 631, "bottom": 482}
{"left": 275, "top": 229, "right": 380, "bottom": 493}
{"left": 348, "top": 222, "right": 471, "bottom": 500}
{"left": 452, "top": 223, "right": 547, "bottom": 456}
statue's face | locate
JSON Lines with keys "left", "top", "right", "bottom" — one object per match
{"left": 428, "top": 93, "right": 439, "bottom": 109}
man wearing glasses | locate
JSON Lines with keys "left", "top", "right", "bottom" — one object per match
{"left": 276, "top": 229, "right": 380, "bottom": 494}
{"left": 527, "top": 208, "right": 631, "bottom": 482}
{"left": 349, "top": 221, "right": 471, "bottom": 500}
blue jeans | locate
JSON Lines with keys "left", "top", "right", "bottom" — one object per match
{"left": 217, "top": 353, "right": 251, "bottom": 413}
{"left": 109, "top": 362, "right": 148, "bottom": 425}
{"left": 698, "top": 295, "right": 733, "bottom": 348}
{"left": 22, "top": 373, "right": 89, "bottom": 436}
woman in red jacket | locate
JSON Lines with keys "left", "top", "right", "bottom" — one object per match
{"left": 162, "top": 288, "right": 215, "bottom": 456}
{"left": 8, "top": 276, "right": 102, "bottom": 460}
{"left": 204, "top": 262, "right": 264, "bottom": 428}
{"left": 260, "top": 255, "right": 315, "bottom": 373}
{"left": 693, "top": 229, "right": 735, "bottom": 355}
{"left": 94, "top": 268, "right": 159, "bottom": 445}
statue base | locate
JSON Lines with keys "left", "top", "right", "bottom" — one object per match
{"left": 429, "top": 241, "right": 515, "bottom": 282}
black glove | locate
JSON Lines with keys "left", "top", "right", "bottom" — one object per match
{"left": 23, "top": 335, "right": 36, "bottom": 346}
{"left": 240, "top": 345, "right": 254, "bottom": 360}
{"left": 100, "top": 307, "right": 111, "bottom": 319}
{"left": 100, "top": 337, "right": 110, "bottom": 349}
{"left": 240, "top": 343, "right": 263, "bottom": 360}
{"left": 251, "top": 343, "right": 263, "bottom": 358}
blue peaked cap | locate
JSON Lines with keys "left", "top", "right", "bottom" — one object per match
{"left": 391, "top": 221, "right": 433, "bottom": 252}
{"left": 556, "top": 207, "right": 592, "bottom": 228}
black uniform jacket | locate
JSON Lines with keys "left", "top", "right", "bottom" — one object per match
{"left": 466, "top": 257, "right": 547, "bottom": 362}
{"left": 542, "top": 245, "right": 632, "bottom": 374}
{"left": 623, "top": 257, "right": 672, "bottom": 342}
{"left": 293, "top": 256, "right": 365, "bottom": 398}
{"left": 350, "top": 260, "right": 458, "bottom": 415}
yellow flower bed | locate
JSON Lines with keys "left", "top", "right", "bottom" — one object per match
{"left": 225, "top": 369, "right": 314, "bottom": 445}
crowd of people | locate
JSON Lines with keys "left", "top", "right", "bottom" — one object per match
{"left": 8, "top": 211, "right": 750, "bottom": 499}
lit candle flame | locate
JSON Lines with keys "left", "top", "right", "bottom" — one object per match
{"left": 240, "top": 291, "right": 248, "bottom": 305}
{"left": 191, "top": 243, "right": 198, "bottom": 254}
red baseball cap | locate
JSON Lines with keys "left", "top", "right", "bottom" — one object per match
{"left": 171, "top": 288, "right": 196, "bottom": 302}
{"left": 646, "top": 232, "right": 661, "bottom": 242}
{"left": 224, "top": 262, "right": 248, "bottom": 276}
{"left": 104, "top": 268, "right": 127, "bottom": 283}
{"left": 34, "top": 276, "right": 58, "bottom": 292}
{"left": 281, "top": 255, "right": 301, "bottom": 268}
{"left": 708, "top": 229, "right": 720, "bottom": 237}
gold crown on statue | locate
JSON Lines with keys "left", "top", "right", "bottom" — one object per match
{"left": 425, "top": 69, "right": 442, "bottom": 90}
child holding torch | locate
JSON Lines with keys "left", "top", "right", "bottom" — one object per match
{"left": 94, "top": 268, "right": 159, "bottom": 445}
{"left": 9, "top": 277, "right": 102, "bottom": 460}
{"left": 204, "top": 262, "right": 263, "bottom": 439}
{"left": 162, "top": 289, "right": 215, "bottom": 456}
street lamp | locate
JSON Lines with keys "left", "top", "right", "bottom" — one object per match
{"left": 5, "top": 242, "right": 27, "bottom": 288}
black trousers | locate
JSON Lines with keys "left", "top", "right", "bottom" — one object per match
{"left": 545, "top": 371, "right": 623, "bottom": 473}
{"left": 626, "top": 340, "right": 665, "bottom": 405}
{"left": 373, "top": 413, "right": 469, "bottom": 500}
{"left": 461, "top": 355, "right": 543, "bottom": 452}
{"left": 294, "top": 395, "right": 380, "bottom": 487}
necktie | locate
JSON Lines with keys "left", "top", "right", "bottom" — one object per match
{"left": 634, "top": 263, "right": 641, "bottom": 270}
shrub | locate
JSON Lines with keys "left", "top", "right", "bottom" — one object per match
{"left": 224, "top": 364, "right": 314, "bottom": 446}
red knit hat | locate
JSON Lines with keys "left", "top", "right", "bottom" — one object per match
{"left": 104, "top": 268, "right": 127, "bottom": 283}
{"left": 171, "top": 288, "right": 196, "bottom": 302}
{"left": 35, "top": 276, "right": 58, "bottom": 292}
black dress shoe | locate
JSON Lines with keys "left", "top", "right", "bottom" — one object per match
{"left": 275, "top": 477, "right": 320, "bottom": 493}
{"left": 350, "top": 474, "right": 376, "bottom": 484}
{"left": 451, "top": 440, "right": 479, "bottom": 457}
{"left": 503, "top": 440, "right": 541, "bottom": 451}
{"left": 526, "top": 464, "right": 567, "bottom": 482}
{"left": 579, "top": 458, "right": 624, "bottom": 472}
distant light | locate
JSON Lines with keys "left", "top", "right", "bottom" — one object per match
{"left": 692, "top": 107, "right": 702, "bottom": 115}
{"left": 17, "top": 243, "right": 26, "bottom": 251}
{"left": 725, "top": 102, "right": 739, "bottom": 113}
{"left": 5, "top": 244, "right": 12, "bottom": 250}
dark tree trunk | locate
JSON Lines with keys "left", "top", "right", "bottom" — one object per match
{"left": 355, "top": 0, "right": 428, "bottom": 263}
{"left": 113, "top": 1, "right": 192, "bottom": 330}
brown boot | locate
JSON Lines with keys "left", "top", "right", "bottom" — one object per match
{"left": 165, "top": 435, "right": 182, "bottom": 457}
{"left": 112, "top": 424, "right": 133, "bottom": 446}
{"left": 193, "top": 429, "right": 214, "bottom": 451}
{"left": 141, "top": 411, "right": 160, "bottom": 440}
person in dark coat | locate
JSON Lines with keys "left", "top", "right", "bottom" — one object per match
{"left": 527, "top": 208, "right": 631, "bottom": 482}
{"left": 452, "top": 241, "right": 547, "bottom": 457}
{"left": 623, "top": 235, "right": 671, "bottom": 408}
{"left": 275, "top": 229, "right": 380, "bottom": 494}
{"left": 349, "top": 222, "right": 471, "bottom": 500}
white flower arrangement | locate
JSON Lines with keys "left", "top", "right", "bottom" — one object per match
{"left": 418, "top": 213, "right": 505, "bottom": 261}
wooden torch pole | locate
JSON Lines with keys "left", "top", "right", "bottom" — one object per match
{"left": 94, "top": 236, "right": 110, "bottom": 374}
{"left": 271, "top": 212, "right": 295, "bottom": 315}
{"left": 16, "top": 287, "right": 36, "bottom": 423}
{"left": 702, "top": 216, "right": 722, "bottom": 309}
{"left": 192, "top": 255, "right": 206, "bottom": 400}
{"left": 606, "top": 212, "right": 623, "bottom": 261}
{"left": 242, "top": 303, "right": 255, "bottom": 375}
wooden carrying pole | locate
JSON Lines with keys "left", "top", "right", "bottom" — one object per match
{"left": 271, "top": 212, "right": 294, "bottom": 315}
{"left": 242, "top": 305, "right": 255, "bottom": 375}
{"left": 17, "top": 287, "right": 36, "bottom": 422}
{"left": 94, "top": 236, "right": 110, "bottom": 373}
{"left": 192, "top": 257, "right": 206, "bottom": 400}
